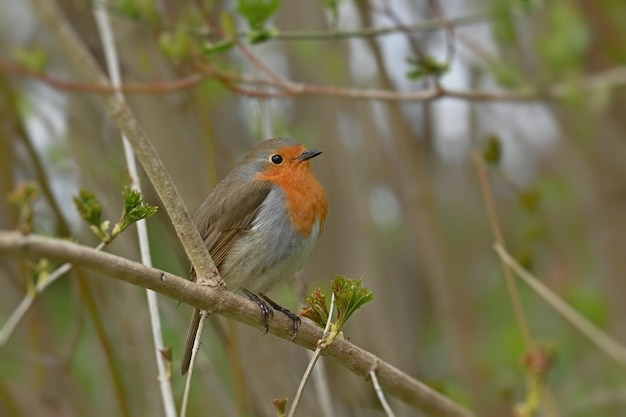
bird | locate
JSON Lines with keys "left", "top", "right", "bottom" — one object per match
{"left": 181, "top": 137, "right": 328, "bottom": 375}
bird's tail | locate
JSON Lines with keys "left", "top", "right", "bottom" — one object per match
{"left": 181, "top": 308, "right": 201, "bottom": 375}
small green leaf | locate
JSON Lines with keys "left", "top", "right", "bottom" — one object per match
{"left": 12, "top": 47, "right": 48, "bottom": 72}
{"left": 248, "top": 27, "right": 276, "bottom": 44}
{"left": 73, "top": 189, "right": 103, "bottom": 228}
{"left": 519, "top": 188, "right": 541, "bottom": 213}
{"left": 8, "top": 181, "right": 40, "bottom": 233}
{"left": 159, "top": 29, "right": 191, "bottom": 62}
{"left": 300, "top": 287, "right": 329, "bottom": 328}
{"left": 111, "top": 187, "right": 158, "bottom": 237}
{"left": 405, "top": 56, "right": 448, "bottom": 81}
{"left": 272, "top": 398, "right": 287, "bottom": 417}
{"left": 220, "top": 11, "right": 237, "bottom": 38}
{"left": 202, "top": 39, "right": 235, "bottom": 56}
{"left": 237, "top": 0, "right": 281, "bottom": 31}
{"left": 332, "top": 275, "right": 373, "bottom": 330}
{"left": 483, "top": 135, "right": 502, "bottom": 166}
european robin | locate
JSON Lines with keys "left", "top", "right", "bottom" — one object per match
{"left": 181, "top": 137, "right": 328, "bottom": 375}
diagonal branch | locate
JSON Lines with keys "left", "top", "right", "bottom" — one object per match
{"left": 30, "top": 0, "right": 220, "bottom": 287}
{"left": 0, "top": 231, "right": 475, "bottom": 417}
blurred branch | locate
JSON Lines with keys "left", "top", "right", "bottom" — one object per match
{"left": 494, "top": 244, "right": 626, "bottom": 367}
{"left": 473, "top": 152, "right": 532, "bottom": 348}
{"left": 4, "top": 55, "right": 626, "bottom": 102}
{"left": 0, "top": 231, "right": 475, "bottom": 417}
{"left": 0, "top": 242, "right": 104, "bottom": 346}
{"left": 287, "top": 292, "right": 336, "bottom": 417}
{"left": 107, "top": 4, "right": 490, "bottom": 41}
{"left": 30, "top": 0, "right": 220, "bottom": 287}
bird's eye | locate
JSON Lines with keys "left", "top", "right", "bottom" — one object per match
{"left": 271, "top": 154, "right": 283, "bottom": 164}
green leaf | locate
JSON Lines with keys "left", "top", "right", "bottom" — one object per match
{"left": 332, "top": 275, "right": 373, "bottom": 330}
{"left": 405, "top": 56, "right": 448, "bottom": 81}
{"left": 202, "top": 39, "right": 235, "bottom": 56}
{"left": 73, "top": 189, "right": 103, "bottom": 228}
{"left": 248, "top": 27, "right": 276, "bottom": 44}
{"left": 159, "top": 29, "right": 191, "bottom": 62}
{"left": 300, "top": 288, "right": 329, "bottom": 328}
{"left": 220, "top": 11, "right": 237, "bottom": 38}
{"left": 237, "top": 0, "right": 281, "bottom": 31}
{"left": 111, "top": 187, "right": 158, "bottom": 237}
{"left": 482, "top": 134, "right": 502, "bottom": 166}
{"left": 12, "top": 47, "right": 48, "bottom": 72}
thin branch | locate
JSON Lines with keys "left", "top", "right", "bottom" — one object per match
{"left": 0, "top": 231, "right": 475, "bottom": 417}
{"left": 4, "top": 56, "right": 626, "bottom": 103}
{"left": 287, "top": 292, "right": 336, "bottom": 417}
{"left": 0, "top": 242, "right": 104, "bottom": 346}
{"left": 370, "top": 367, "right": 397, "bottom": 417}
{"left": 472, "top": 152, "right": 532, "bottom": 348}
{"left": 180, "top": 310, "right": 208, "bottom": 417}
{"left": 92, "top": 2, "right": 176, "bottom": 415}
{"left": 494, "top": 244, "right": 626, "bottom": 366}
{"left": 105, "top": 3, "right": 491, "bottom": 41}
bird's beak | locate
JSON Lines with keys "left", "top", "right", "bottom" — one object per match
{"left": 296, "top": 148, "right": 323, "bottom": 161}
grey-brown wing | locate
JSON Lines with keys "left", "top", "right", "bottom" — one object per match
{"left": 192, "top": 178, "right": 272, "bottom": 274}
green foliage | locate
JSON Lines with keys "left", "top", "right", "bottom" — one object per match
{"left": 491, "top": 0, "right": 517, "bottom": 45}
{"left": 237, "top": 0, "right": 280, "bottom": 31}
{"left": 538, "top": 2, "right": 589, "bottom": 77}
{"left": 12, "top": 47, "right": 48, "bottom": 72}
{"left": 487, "top": 60, "right": 525, "bottom": 88}
{"left": 272, "top": 397, "right": 287, "bottom": 417}
{"left": 301, "top": 274, "right": 373, "bottom": 338}
{"left": 405, "top": 56, "right": 449, "bottom": 80}
{"left": 332, "top": 275, "right": 373, "bottom": 329}
{"left": 74, "top": 187, "right": 157, "bottom": 243}
{"left": 111, "top": 186, "right": 158, "bottom": 237}
{"left": 159, "top": 29, "right": 192, "bottom": 62}
{"left": 110, "top": 0, "right": 159, "bottom": 23}
{"left": 301, "top": 288, "right": 329, "bottom": 327}
{"left": 8, "top": 181, "right": 40, "bottom": 233}
{"left": 483, "top": 134, "right": 502, "bottom": 166}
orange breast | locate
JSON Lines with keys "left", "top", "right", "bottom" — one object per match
{"left": 256, "top": 146, "right": 327, "bottom": 237}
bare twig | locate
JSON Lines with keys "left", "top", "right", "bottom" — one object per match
{"left": 4, "top": 56, "right": 626, "bottom": 102}
{"left": 180, "top": 310, "right": 209, "bottom": 417}
{"left": 0, "top": 231, "right": 475, "bottom": 417}
{"left": 370, "top": 367, "right": 397, "bottom": 417}
{"left": 287, "top": 293, "right": 336, "bottom": 417}
{"left": 0, "top": 242, "right": 104, "bottom": 346}
{"left": 472, "top": 152, "right": 532, "bottom": 348}
{"left": 494, "top": 244, "right": 626, "bottom": 366}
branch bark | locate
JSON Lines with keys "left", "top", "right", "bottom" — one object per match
{"left": 0, "top": 231, "right": 474, "bottom": 417}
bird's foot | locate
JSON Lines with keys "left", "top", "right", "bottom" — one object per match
{"left": 260, "top": 293, "right": 301, "bottom": 340}
{"left": 243, "top": 289, "right": 274, "bottom": 333}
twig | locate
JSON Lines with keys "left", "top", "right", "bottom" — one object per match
{"left": 0, "top": 242, "right": 104, "bottom": 346}
{"left": 287, "top": 292, "right": 336, "bottom": 417}
{"left": 494, "top": 244, "right": 626, "bottom": 366}
{"left": 370, "top": 367, "right": 396, "bottom": 417}
{"left": 92, "top": 2, "right": 176, "bottom": 415}
{"left": 180, "top": 310, "right": 209, "bottom": 417}
{"left": 0, "top": 231, "right": 475, "bottom": 417}
{"left": 472, "top": 151, "right": 532, "bottom": 348}
{"left": 4, "top": 56, "right": 626, "bottom": 102}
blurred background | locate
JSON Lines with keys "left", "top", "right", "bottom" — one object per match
{"left": 1, "top": 0, "right": 626, "bottom": 416}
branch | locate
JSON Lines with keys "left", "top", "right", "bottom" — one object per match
{"left": 0, "top": 231, "right": 474, "bottom": 417}
{"left": 30, "top": 0, "right": 220, "bottom": 287}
